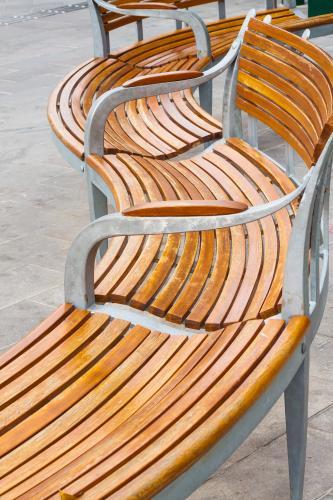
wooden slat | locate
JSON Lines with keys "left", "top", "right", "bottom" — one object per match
{"left": 0, "top": 303, "right": 309, "bottom": 498}
{"left": 98, "top": 318, "right": 308, "bottom": 499}
{"left": 123, "top": 70, "right": 203, "bottom": 87}
{"left": 123, "top": 199, "right": 247, "bottom": 216}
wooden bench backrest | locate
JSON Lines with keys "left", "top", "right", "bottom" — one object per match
{"left": 237, "top": 18, "right": 333, "bottom": 168}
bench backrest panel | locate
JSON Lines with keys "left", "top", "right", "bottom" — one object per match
{"left": 237, "top": 18, "right": 333, "bottom": 167}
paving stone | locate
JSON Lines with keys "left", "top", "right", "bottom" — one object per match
{"left": 0, "top": 264, "right": 62, "bottom": 310}
{"left": 0, "top": 299, "right": 54, "bottom": 348}
{"left": 31, "top": 284, "right": 65, "bottom": 308}
{"left": 309, "top": 405, "right": 333, "bottom": 434}
{"left": 0, "top": 234, "right": 70, "bottom": 273}
{"left": 189, "top": 429, "right": 333, "bottom": 500}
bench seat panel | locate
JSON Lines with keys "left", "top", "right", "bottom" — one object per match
{"left": 88, "top": 138, "right": 297, "bottom": 330}
{"left": 0, "top": 305, "right": 308, "bottom": 498}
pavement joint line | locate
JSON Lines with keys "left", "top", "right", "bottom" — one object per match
{"left": 0, "top": 2, "right": 88, "bottom": 26}
{"left": 314, "top": 486, "right": 333, "bottom": 499}
{"left": 218, "top": 401, "right": 333, "bottom": 476}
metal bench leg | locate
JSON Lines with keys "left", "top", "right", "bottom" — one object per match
{"left": 86, "top": 174, "right": 108, "bottom": 257}
{"left": 137, "top": 19, "right": 143, "bottom": 42}
{"left": 218, "top": 0, "right": 226, "bottom": 19}
{"left": 284, "top": 354, "right": 310, "bottom": 500}
{"left": 199, "top": 80, "right": 213, "bottom": 115}
{"left": 266, "top": 0, "right": 278, "bottom": 8}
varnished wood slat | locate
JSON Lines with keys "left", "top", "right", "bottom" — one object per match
{"left": 0, "top": 303, "right": 309, "bottom": 498}
{"left": 120, "top": 2, "right": 178, "bottom": 9}
{"left": 123, "top": 199, "right": 248, "bottom": 216}
{"left": 0, "top": 321, "right": 147, "bottom": 459}
{"left": 123, "top": 70, "right": 203, "bottom": 87}
{"left": 0, "top": 334, "right": 188, "bottom": 494}
{"left": 0, "top": 314, "right": 111, "bottom": 420}
{"left": 0, "top": 309, "right": 91, "bottom": 388}
{"left": 89, "top": 130, "right": 297, "bottom": 330}
{"left": 98, "top": 317, "right": 308, "bottom": 499}
{"left": 25, "top": 320, "right": 278, "bottom": 497}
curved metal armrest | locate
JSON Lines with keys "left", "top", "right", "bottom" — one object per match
{"left": 93, "top": 0, "right": 211, "bottom": 58}
{"left": 84, "top": 34, "right": 242, "bottom": 155}
{"left": 65, "top": 175, "right": 308, "bottom": 309}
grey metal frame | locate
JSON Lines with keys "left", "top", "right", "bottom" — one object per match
{"left": 49, "top": 1, "right": 333, "bottom": 229}
{"left": 88, "top": 0, "right": 299, "bottom": 57}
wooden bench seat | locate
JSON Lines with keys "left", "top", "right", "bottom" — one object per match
{"left": 2, "top": 16, "right": 331, "bottom": 499}
{"left": 49, "top": 6, "right": 327, "bottom": 164}
{"left": 111, "top": 9, "right": 333, "bottom": 69}
{"left": 0, "top": 303, "right": 308, "bottom": 498}
{"left": 88, "top": 138, "right": 297, "bottom": 330}
{"left": 49, "top": 55, "right": 220, "bottom": 161}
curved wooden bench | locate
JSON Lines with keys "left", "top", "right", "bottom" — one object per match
{"left": 112, "top": 6, "right": 299, "bottom": 66}
{"left": 0, "top": 304, "right": 308, "bottom": 498}
{"left": 2, "top": 105, "right": 328, "bottom": 496}
{"left": 48, "top": 2, "right": 333, "bottom": 169}
{"left": 80, "top": 18, "right": 333, "bottom": 331}
{"left": 2, "top": 22, "right": 333, "bottom": 488}
{"left": 89, "top": 138, "right": 297, "bottom": 330}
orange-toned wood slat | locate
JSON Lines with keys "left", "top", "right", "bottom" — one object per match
{"left": 123, "top": 70, "right": 203, "bottom": 87}
{"left": 95, "top": 317, "right": 308, "bottom": 499}
{"left": 1, "top": 314, "right": 309, "bottom": 498}
{"left": 123, "top": 199, "right": 248, "bottom": 216}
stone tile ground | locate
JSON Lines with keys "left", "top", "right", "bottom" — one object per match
{"left": 0, "top": 1, "right": 332, "bottom": 498}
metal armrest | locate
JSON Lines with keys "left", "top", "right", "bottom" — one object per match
{"left": 85, "top": 8, "right": 256, "bottom": 155}
{"left": 64, "top": 175, "right": 308, "bottom": 310}
{"left": 84, "top": 32, "right": 243, "bottom": 155}
{"left": 92, "top": 0, "right": 211, "bottom": 58}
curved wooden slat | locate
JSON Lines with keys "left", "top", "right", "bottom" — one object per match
{"left": 123, "top": 199, "right": 248, "bottom": 216}
{"left": 0, "top": 310, "right": 309, "bottom": 498}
